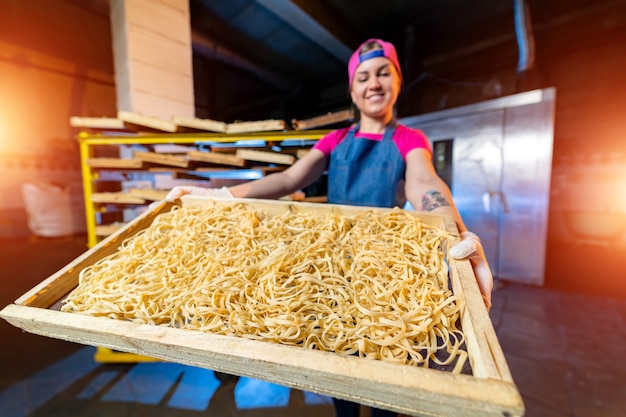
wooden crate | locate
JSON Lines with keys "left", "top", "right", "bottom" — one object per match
{"left": 0, "top": 198, "right": 523, "bottom": 417}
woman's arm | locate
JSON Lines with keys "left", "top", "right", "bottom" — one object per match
{"left": 165, "top": 149, "right": 327, "bottom": 202}
{"left": 229, "top": 149, "right": 328, "bottom": 199}
{"left": 405, "top": 148, "right": 494, "bottom": 309}
{"left": 404, "top": 148, "right": 467, "bottom": 232}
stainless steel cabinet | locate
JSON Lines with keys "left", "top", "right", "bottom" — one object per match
{"left": 402, "top": 88, "right": 555, "bottom": 285}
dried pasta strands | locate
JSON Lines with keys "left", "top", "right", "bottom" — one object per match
{"left": 62, "top": 202, "right": 467, "bottom": 370}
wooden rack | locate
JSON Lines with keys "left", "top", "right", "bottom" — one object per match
{"left": 78, "top": 130, "right": 330, "bottom": 247}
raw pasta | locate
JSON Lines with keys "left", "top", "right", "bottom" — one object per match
{"left": 62, "top": 202, "right": 466, "bottom": 368}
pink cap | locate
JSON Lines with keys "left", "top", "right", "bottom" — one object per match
{"left": 348, "top": 38, "right": 402, "bottom": 87}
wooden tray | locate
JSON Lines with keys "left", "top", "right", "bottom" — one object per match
{"left": 0, "top": 198, "right": 523, "bottom": 417}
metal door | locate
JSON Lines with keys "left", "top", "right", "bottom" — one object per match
{"left": 402, "top": 88, "right": 555, "bottom": 285}
{"left": 415, "top": 112, "right": 505, "bottom": 273}
{"left": 497, "top": 100, "right": 554, "bottom": 284}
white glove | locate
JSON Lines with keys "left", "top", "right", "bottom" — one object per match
{"left": 165, "top": 186, "right": 233, "bottom": 202}
{"left": 449, "top": 231, "right": 493, "bottom": 310}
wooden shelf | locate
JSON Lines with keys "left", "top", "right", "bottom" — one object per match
{"left": 78, "top": 130, "right": 330, "bottom": 247}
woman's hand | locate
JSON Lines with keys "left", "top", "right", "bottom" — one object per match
{"left": 165, "top": 186, "right": 233, "bottom": 202}
{"left": 449, "top": 231, "right": 494, "bottom": 310}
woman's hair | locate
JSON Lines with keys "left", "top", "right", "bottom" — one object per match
{"left": 358, "top": 41, "right": 383, "bottom": 56}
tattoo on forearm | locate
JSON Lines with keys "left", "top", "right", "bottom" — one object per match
{"left": 421, "top": 190, "right": 451, "bottom": 211}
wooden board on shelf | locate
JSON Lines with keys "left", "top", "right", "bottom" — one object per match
{"left": 70, "top": 117, "right": 126, "bottom": 130}
{"left": 134, "top": 151, "right": 190, "bottom": 168}
{"left": 187, "top": 150, "right": 246, "bottom": 167}
{"left": 118, "top": 111, "right": 179, "bottom": 133}
{"left": 172, "top": 116, "right": 227, "bottom": 133}
{"left": 0, "top": 198, "right": 523, "bottom": 417}
{"left": 91, "top": 192, "right": 146, "bottom": 204}
{"left": 87, "top": 158, "right": 144, "bottom": 169}
{"left": 235, "top": 149, "right": 295, "bottom": 165}
{"left": 292, "top": 109, "right": 354, "bottom": 130}
{"left": 127, "top": 189, "right": 169, "bottom": 201}
{"left": 225, "top": 119, "right": 286, "bottom": 134}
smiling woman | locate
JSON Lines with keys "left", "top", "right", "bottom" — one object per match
{"left": 348, "top": 40, "right": 402, "bottom": 124}
{"left": 166, "top": 38, "right": 495, "bottom": 417}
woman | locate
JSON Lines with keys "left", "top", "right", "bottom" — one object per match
{"left": 167, "top": 38, "right": 493, "bottom": 417}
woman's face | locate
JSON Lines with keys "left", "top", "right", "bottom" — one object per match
{"left": 350, "top": 57, "right": 401, "bottom": 120}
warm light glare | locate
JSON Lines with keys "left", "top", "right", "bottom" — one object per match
{"left": 0, "top": 118, "right": 4, "bottom": 141}
{"left": 622, "top": 176, "right": 626, "bottom": 213}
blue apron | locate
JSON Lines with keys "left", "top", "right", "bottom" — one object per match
{"left": 327, "top": 124, "right": 406, "bottom": 208}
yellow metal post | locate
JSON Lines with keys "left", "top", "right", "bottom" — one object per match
{"left": 78, "top": 132, "right": 99, "bottom": 248}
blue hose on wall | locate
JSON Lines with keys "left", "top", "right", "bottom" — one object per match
{"left": 514, "top": 0, "right": 535, "bottom": 73}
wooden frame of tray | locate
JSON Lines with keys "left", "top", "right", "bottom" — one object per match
{"left": 0, "top": 197, "right": 523, "bottom": 417}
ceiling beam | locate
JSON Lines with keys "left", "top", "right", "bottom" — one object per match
{"left": 252, "top": 0, "right": 353, "bottom": 62}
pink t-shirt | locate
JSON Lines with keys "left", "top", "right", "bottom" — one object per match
{"left": 312, "top": 124, "right": 432, "bottom": 160}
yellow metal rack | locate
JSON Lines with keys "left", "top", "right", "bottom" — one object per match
{"left": 78, "top": 130, "right": 329, "bottom": 248}
{"left": 78, "top": 130, "right": 329, "bottom": 363}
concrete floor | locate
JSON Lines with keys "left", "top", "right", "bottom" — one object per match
{"left": 1, "top": 234, "right": 625, "bottom": 417}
